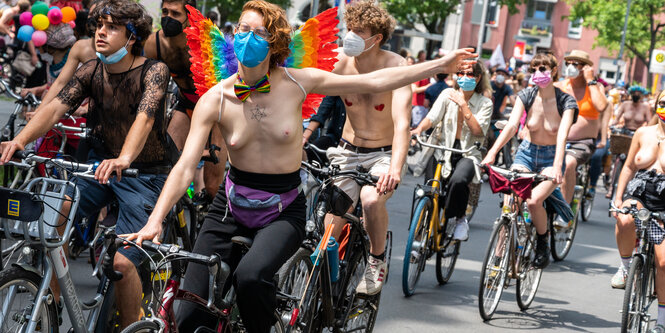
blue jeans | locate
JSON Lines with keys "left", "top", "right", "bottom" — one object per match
{"left": 512, "top": 140, "right": 565, "bottom": 174}
{"left": 589, "top": 139, "right": 609, "bottom": 187}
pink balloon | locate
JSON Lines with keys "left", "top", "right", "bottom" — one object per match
{"left": 68, "top": 21, "right": 75, "bottom": 28}
{"left": 32, "top": 30, "right": 47, "bottom": 47}
{"left": 19, "top": 12, "right": 33, "bottom": 26}
{"left": 47, "top": 8, "right": 62, "bottom": 25}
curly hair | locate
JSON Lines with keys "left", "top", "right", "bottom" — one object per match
{"left": 91, "top": 0, "right": 153, "bottom": 56}
{"left": 530, "top": 52, "right": 559, "bottom": 81}
{"left": 241, "top": 0, "right": 291, "bottom": 69}
{"left": 345, "top": 0, "right": 395, "bottom": 46}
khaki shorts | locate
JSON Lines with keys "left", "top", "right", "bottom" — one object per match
{"left": 326, "top": 145, "right": 406, "bottom": 207}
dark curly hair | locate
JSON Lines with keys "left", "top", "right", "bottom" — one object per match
{"left": 344, "top": 0, "right": 395, "bottom": 46}
{"left": 241, "top": 0, "right": 292, "bottom": 69}
{"left": 91, "top": 0, "right": 153, "bottom": 56}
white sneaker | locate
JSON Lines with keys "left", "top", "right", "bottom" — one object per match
{"left": 356, "top": 256, "right": 387, "bottom": 295}
{"left": 453, "top": 217, "right": 469, "bottom": 241}
{"left": 611, "top": 265, "right": 628, "bottom": 289}
{"left": 553, "top": 215, "right": 572, "bottom": 229}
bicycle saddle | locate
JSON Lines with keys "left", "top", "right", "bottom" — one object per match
{"left": 231, "top": 236, "right": 253, "bottom": 249}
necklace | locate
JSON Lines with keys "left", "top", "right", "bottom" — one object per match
{"left": 49, "top": 49, "right": 70, "bottom": 79}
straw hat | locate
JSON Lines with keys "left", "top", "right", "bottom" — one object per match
{"left": 564, "top": 50, "right": 593, "bottom": 66}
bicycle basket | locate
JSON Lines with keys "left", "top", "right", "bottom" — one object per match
{"left": 609, "top": 133, "right": 632, "bottom": 156}
{"left": 323, "top": 185, "right": 353, "bottom": 216}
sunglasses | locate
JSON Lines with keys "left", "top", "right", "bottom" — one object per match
{"left": 565, "top": 61, "right": 584, "bottom": 67}
{"left": 529, "top": 65, "right": 550, "bottom": 73}
{"left": 456, "top": 72, "right": 475, "bottom": 78}
{"left": 658, "top": 100, "right": 665, "bottom": 107}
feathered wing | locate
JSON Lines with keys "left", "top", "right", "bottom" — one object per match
{"left": 185, "top": 4, "right": 237, "bottom": 97}
{"left": 286, "top": 7, "right": 340, "bottom": 119}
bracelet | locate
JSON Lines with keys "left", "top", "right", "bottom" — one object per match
{"left": 304, "top": 128, "right": 313, "bottom": 133}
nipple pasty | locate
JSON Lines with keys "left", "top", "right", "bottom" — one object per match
{"left": 374, "top": 104, "right": 385, "bottom": 111}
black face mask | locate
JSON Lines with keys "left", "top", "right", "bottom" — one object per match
{"left": 161, "top": 16, "right": 184, "bottom": 37}
{"left": 632, "top": 95, "right": 641, "bottom": 103}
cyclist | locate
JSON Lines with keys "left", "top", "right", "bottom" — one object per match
{"left": 144, "top": 0, "right": 226, "bottom": 199}
{"left": 588, "top": 81, "right": 612, "bottom": 198}
{"left": 122, "top": 1, "right": 477, "bottom": 331}
{"left": 486, "top": 68, "right": 514, "bottom": 161}
{"left": 302, "top": 95, "right": 346, "bottom": 163}
{"left": 481, "top": 51, "right": 578, "bottom": 269}
{"left": 555, "top": 50, "right": 608, "bottom": 226}
{"left": 0, "top": 0, "right": 169, "bottom": 328}
{"left": 410, "top": 61, "right": 493, "bottom": 241}
{"left": 612, "top": 90, "right": 665, "bottom": 331}
{"left": 327, "top": 0, "right": 410, "bottom": 296}
{"left": 613, "top": 85, "right": 652, "bottom": 131}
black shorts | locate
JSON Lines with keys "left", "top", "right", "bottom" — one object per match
{"left": 623, "top": 169, "right": 665, "bottom": 212}
{"left": 566, "top": 138, "right": 596, "bottom": 165}
{"left": 173, "top": 90, "right": 197, "bottom": 119}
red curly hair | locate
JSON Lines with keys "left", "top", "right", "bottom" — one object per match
{"left": 241, "top": 0, "right": 291, "bottom": 68}
{"left": 344, "top": 0, "right": 395, "bottom": 46}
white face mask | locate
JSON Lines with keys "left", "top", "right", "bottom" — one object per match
{"left": 565, "top": 64, "right": 580, "bottom": 78}
{"left": 343, "top": 31, "right": 376, "bottom": 57}
{"left": 495, "top": 74, "right": 505, "bottom": 84}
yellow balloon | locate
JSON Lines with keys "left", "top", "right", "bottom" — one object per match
{"left": 61, "top": 7, "right": 76, "bottom": 23}
{"left": 32, "top": 14, "right": 49, "bottom": 31}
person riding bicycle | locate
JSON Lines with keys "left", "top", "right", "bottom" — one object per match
{"left": 302, "top": 95, "right": 346, "bottom": 164}
{"left": 410, "top": 61, "right": 493, "bottom": 241}
{"left": 612, "top": 90, "right": 665, "bottom": 332}
{"left": 481, "top": 52, "right": 578, "bottom": 269}
{"left": 122, "top": 1, "right": 476, "bottom": 331}
{"left": 486, "top": 67, "right": 514, "bottom": 162}
{"left": 614, "top": 85, "right": 652, "bottom": 131}
{"left": 0, "top": 0, "right": 169, "bottom": 328}
{"left": 144, "top": 0, "right": 226, "bottom": 200}
{"left": 555, "top": 50, "right": 608, "bottom": 227}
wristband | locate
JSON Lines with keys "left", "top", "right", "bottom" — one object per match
{"left": 587, "top": 80, "right": 598, "bottom": 86}
{"left": 304, "top": 128, "right": 313, "bottom": 133}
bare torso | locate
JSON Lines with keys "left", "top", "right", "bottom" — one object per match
{"left": 620, "top": 101, "right": 651, "bottom": 131}
{"left": 215, "top": 68, "right": 306, "bottom": 174}
{"left": 523, "top": 93, "right": 560, "bottom": 146}
{"left": 633, "top": 125, "right": 665, "bottom": 173}
{"left": 557, "top": 80, "right": 599, "bottom": 140}
{"left": 333, "top": 50, "right": 403, "bottom": 148}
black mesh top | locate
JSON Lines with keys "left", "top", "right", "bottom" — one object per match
{"left": 56, "top": 58, "right": 170, "bottom": 168}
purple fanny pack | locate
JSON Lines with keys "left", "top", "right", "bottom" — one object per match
{"left": 224, "top": 175, "right": 299, "bottom": 229}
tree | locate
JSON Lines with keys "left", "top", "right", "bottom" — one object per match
{"left": 381, "top": 0, "right": 526, "bottom": 56}
{"left": 205, "top": 0, "right": 291, "bottom": 25}
{"left": 566, "top": 0, "right": 665, "bottom": 87}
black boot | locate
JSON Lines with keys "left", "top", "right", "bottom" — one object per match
{"left": 533, "top": 232, "right": 550, "bottom": 269}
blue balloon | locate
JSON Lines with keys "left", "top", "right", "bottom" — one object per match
{"left": 17, "top": 25, "right": 35, "bottom": 42}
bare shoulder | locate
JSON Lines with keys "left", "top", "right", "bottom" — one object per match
{"left": 380, "top": 50, "right": 406, "bottom": 68}
{"left": 143, "top": 32, "right": 158, "bottom": 59}
{"left": 634, "top": 124, "right": 653, "bottom": 139}
{"left": 72, "top": 39, "right": 96, "bottom": 62}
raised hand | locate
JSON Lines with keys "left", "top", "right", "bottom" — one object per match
{"left": 440, "top": 48, "right": 477, "bottom": 74}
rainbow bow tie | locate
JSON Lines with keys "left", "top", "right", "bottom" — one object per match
{"left": 234, "top": 72, "right": 271, "bottom": 102}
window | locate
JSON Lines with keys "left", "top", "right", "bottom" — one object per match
{"left": 526, "top": 0, "right": 554, "bottom": 21}
{"left": 471, "top": 0, "right": 500, "bottom": 26}
{"left": 568, "top": 18, "right": 583, "bottom": 39}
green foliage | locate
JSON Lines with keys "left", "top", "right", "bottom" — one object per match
{"left": 205, "top": 0, "right": 291, "bottom": 24}
{"left": 566, "top": 0, "right": 665, "bottom": 66}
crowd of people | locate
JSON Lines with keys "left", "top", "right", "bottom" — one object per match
{"left": 0, "top": 0, "right": 661, "bottom": 332}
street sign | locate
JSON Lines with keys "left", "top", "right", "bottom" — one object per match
{"left": 650, "top": 49, "right": 665, "bottom": 74}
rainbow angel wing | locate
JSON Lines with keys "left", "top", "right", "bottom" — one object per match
{"left": 185, "top": 5, "right": 237, "bottom": 96}
{"left": 286, "top": 7, "right": 340, "bottom": 118}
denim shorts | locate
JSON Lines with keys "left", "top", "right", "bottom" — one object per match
{"left": 66, "top": 160, "right": 167, "bottom": 267}
{"left": 512, "top": 140, "right": 566, "bottom": 174}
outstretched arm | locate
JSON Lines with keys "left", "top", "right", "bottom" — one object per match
{"left": 303, "top": 48, "right": 476, "bottom": 97}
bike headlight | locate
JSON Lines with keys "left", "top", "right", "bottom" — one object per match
{"left": 638, "top": 208, "right": 651, "bottom": 221}
{"left": 415, "top": 188, "right": 425, "bottom": 198}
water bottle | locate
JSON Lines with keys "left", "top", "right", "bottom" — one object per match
{"left": 571, "top": 185, "right": 583, "bottom": 214}
{"left": 186, "top": 182, "right": 195, "bottom": 199}
{"left": 327, "top": 237, "right": 340, "bottom": 283}
{"left": 522, "top": 202, "right": 532, "bottom": 224}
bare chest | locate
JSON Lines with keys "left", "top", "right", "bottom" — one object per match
{"left": 526, "top": 97, "right": 560, "bottom": 133}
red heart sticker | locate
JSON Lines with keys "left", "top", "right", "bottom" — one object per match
{"left": 374, "top": 104, "right": 385, "bottom": 111}
{"left": 344, "top": 99, "right": 353, "bottom": 106}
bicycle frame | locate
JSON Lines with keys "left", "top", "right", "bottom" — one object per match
{"left": 412, "top": 162, "right": 445, "bottom": 254}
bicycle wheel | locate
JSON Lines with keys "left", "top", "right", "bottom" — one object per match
{"left": 120, "top": 319, "right": 159, "bottom": 333}
{"left": 550, "top": 209, "right": 579, "bottom": 261}
{"left": 581, "top": 194, "right": 594, "bottom": 222}
{"left": 608, "top": 156, "right": 625, "bottom": 216}
{"left": 478, "top": 219, "right": 512, "bottom": 321}
{"left": 621, "top": 255, "right": 651, "bottom": 333}
{"left": 0, "top": 267, "right": 58, "bottom": 332}
{"left": 516, "top": 224, "right": 543, "bottom": 310}
{"left": 1, "top": 239, "right": 24, "bottom": 268}
{"left": 343, "top": 293, "right": 381, "bottom": 333}
{"left": 435, "top": 214, "right": 460, "bottom": 285}
{"left": 277, "top": 247, "right": 319, "bottom": 332}
{"left": 402, "top": 196, "right": 432, "bottom": 296}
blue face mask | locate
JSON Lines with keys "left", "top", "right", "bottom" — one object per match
{"left": 96, "top": 36, "right": 132, "bottom": 65}
{"left": 457, "top": 76, "right": 477, "bottom": 91}
{"left": 234, "top": 31, "right": 270, "bottom": 68}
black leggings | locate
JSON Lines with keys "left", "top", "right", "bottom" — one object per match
{"left": 444, "top": 156, "right": 475, "bottom": 219}
{"left": 177, "top": 181, "right": 306, "bottom": 333}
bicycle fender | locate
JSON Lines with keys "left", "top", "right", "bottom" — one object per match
{"left": 11, "top": 262, "right": 42, "bottom": 278}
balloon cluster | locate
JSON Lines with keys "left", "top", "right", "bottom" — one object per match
{"left": 16, "top": 2, "right": 77, "bottom": 47}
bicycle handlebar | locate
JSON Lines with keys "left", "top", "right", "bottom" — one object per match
{"left": 54, "top": 122, "right": 88, "bottom": 134}
{"left": 301, "top": 161, "right": 379, "bottom": 186}
{"left": 412, "top": 135, "right": 484, "bottom": 154}
{"left": 479, "top": 163, "right": 553, "bottom": 182}
{"left": 303, "top": 143, "right": 328, "bottom": 155}
{"left": 610, "top": 201, "right": 664, "bottom": 221}
{"left": 11, "top": 150, "right": 139, "bottom": 178}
